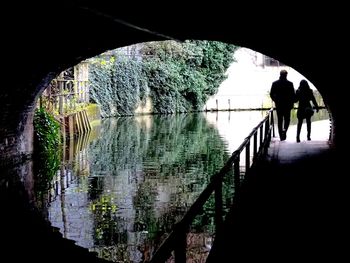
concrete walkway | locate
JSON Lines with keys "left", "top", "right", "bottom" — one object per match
{"left": 207, "top": 132, "right": 347, "bottom": 262}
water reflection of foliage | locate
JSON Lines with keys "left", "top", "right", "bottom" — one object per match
{"left": 89, "top": 194, "right": 118, "bottom": 243}
{"left": 87, "top": 113, "right": 232, "bottom": 255}
{"left": 190, "top": 171, "right": 235, "bottom": 236}
{"left": 89, "top": 114, "right": 229, "bottom": 175}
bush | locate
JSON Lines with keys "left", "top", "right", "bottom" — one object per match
{"left": 33, "top": 108, "right": 61, "bottom": 191}
{"left": 89, "top": 41, "right": 238, "bottom": 117}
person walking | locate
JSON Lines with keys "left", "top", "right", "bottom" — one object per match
{"left": 295, "top": 79, "right": 319, "bottom": 142}
{"left": 270, "top": 69, "right": 295, "bottom": 141}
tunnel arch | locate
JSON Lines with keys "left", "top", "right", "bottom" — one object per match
{"left": 1, "top": 2, "right": 345, "bottom": 164}
{"left": 1, "top": 3, "right": 348, "bottom": 263}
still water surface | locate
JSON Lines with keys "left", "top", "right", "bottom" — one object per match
{"left": 35, "top": 109, "right": 329, "bottom": 262}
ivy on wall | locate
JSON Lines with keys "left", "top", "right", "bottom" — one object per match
{"left": 89, "top": 56, "right": 148, "bottom": 117}
{"left": 33, "top": 108, "right": 61, "bottom": 191}
{"left": 89, "top": 40, "right": 237, "bottom": 117}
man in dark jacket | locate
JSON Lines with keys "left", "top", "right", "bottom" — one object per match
{"left": 270, "top": 69, "right": 295, "bottom": 141}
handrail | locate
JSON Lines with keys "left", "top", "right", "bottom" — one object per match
{"left": 149, "top": 108, "right": 275, "bottom": 263}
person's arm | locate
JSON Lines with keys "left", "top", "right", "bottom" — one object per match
{"left": 291, "top": 83, "right": 296, "bottom": 105}
{"left": 311, "top": 90, "right": 319, "bottom": 112}
{"left": 270, "top": 83, "right": 276, "bottom": 102}
{"left": 294, "top": 86, "right": 300, "bottom": 104}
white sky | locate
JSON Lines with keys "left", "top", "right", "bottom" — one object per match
{"left": 218, "top": 47, "right": 316, "bottom": 96}
{"left": 205, "top": 47, "right": 317, "bottom": 109}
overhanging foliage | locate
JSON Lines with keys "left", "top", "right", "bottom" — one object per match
{"left": 89, "top": 40, "right": 237, "bottom": 117}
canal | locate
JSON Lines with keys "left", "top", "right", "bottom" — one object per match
{"left": 33, "top": 109, "right": 329, "bottom": 262}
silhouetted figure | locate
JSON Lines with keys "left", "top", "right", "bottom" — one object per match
{"left": 295, "top": 79, "right": 319, "bottom": 142}
{"left": 270, "top": 69, "right": 295, "bottom": 141}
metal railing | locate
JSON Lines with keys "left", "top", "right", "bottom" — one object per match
{"left": 149, "top": 108, "right": 275, "bottom": 263}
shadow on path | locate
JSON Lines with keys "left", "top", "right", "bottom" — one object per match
{"left": 208, "top": 139, "right": 347, "bottom": 262}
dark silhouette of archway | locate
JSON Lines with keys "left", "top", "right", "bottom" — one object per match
{"left": 1, "top": 1, "right": 347, "bottom": 262}
{"left": 1, "top": 2, "right": 346, "bottom": 163}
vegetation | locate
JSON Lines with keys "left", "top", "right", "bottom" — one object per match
{"left": 89, "top": 56, "right": 147, "bottom": 117}
{"left": 89, "top": 40, "right": 238, "bottom": 117}
{"left": 33, "top": 108, "right": 61, "bottom": 192}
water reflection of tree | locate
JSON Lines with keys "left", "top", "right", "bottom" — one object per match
{"left": 89, "top": 194, "right": 125, "bottom": 245}
{"left": 88, "top": 113, "right": 232, "bottom": 261}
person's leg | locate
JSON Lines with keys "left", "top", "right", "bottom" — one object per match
{"left": 276, "top": 109, "right": 284, "bottom": 140}
{"left": 306, "top": 118, "right": 311, "bottom": 140}
{"left": 283, "top": 109, "right": 291, "bottom": 133}
{"left": 279, "top": 108, "right": 290, "bottom": 140}
{"left": 296, "top": 118, "right": 303, "bottom": 143}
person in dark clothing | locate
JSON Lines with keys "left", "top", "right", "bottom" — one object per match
{"left": 270, "top": 69, "right": 295, "bottom": 141}
{"left": 295, "top": 79, "right": 319, "bottom": 142}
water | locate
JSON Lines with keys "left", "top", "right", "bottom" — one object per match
{"left": 34, "top": 109, "right": 329, "bottom": 262}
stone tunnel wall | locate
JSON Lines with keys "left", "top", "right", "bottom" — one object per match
{"left": 1, "top": 2, "right": 347, "bottom": 167}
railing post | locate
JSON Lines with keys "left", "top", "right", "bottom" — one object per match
{"left": 59, "top": 80, "right": 64, "bottom": 115}
{"left": 265, "top": 115, "right": 270, "bottom": 137}
{"left": 259, "top": 125, "right": 263, "bottom": 146}
{"left": 271, "top": 110, "right": 275, "bottom": 137}
{"left": 234, "top": 156, "right": 240, "bottom": 188}
{"left": 174, "top": 230, "right": 187, "bottom": 263}
{"left": 253, "top": 133, "right": 257, "bottom": 160}
{"left": 215, "top": 181, "right": 223, "bottom": 233}
{"left": 245, "top": 141, "right": 250, "bottom": 170}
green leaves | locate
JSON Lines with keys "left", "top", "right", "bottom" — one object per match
{"left": 90, "top": 56, "right": 147, "bottom": 117}
{"left": 33, "top": 108, "right": 61, "bottom": 191}
{"left": 141, "top": 40, "right": 237, "bottom": 113}
{"left": 89, "top": 40, "right": 238, "bottom": 116}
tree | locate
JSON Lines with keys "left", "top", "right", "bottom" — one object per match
{"left": 89, "top": 40, "right": 238, "bottom": 116}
